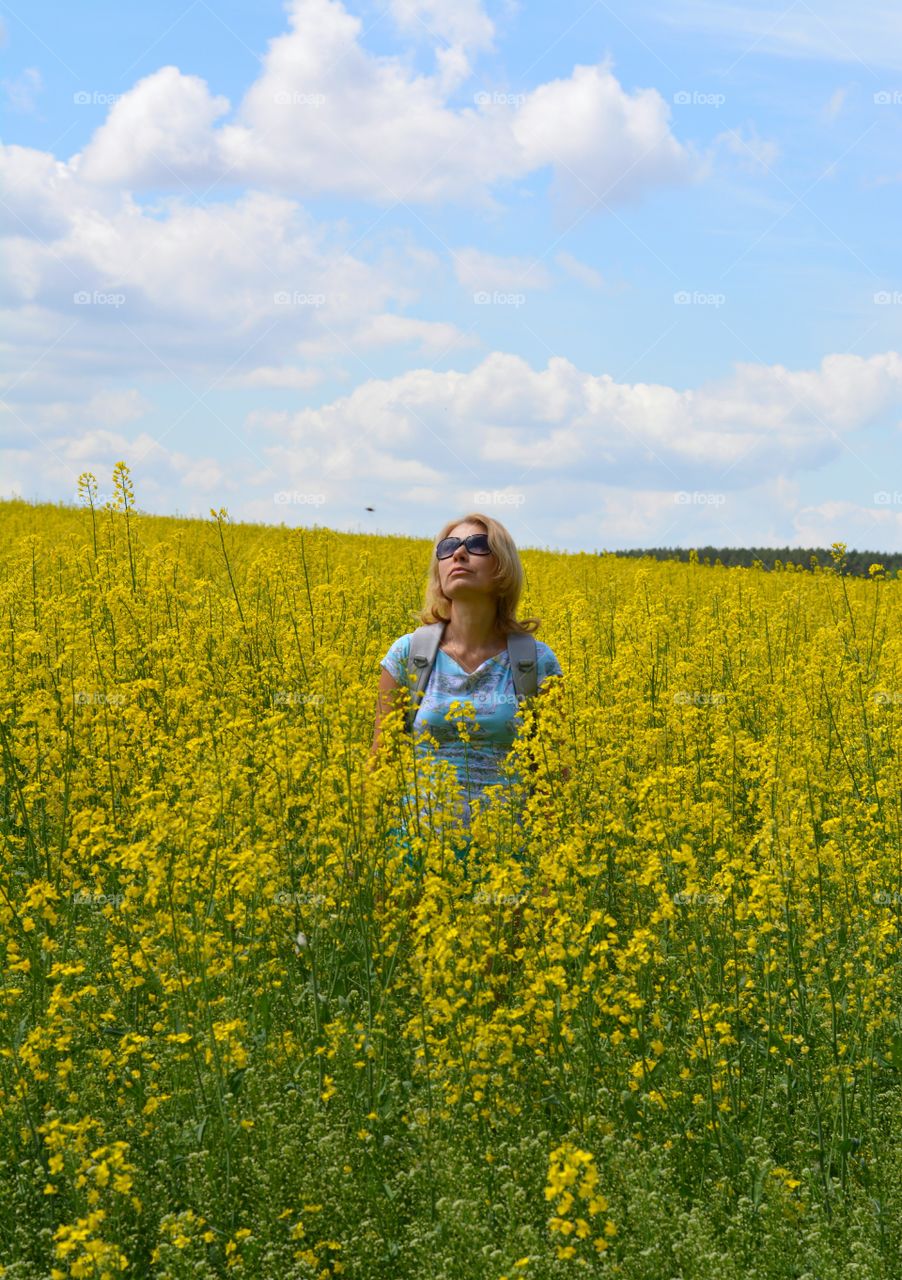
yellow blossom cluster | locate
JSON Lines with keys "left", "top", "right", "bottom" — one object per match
{"left": 545, "top": 1141, "right": 617, "bottom": 1261}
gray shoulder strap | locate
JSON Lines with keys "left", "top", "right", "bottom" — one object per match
{"left": 405, "top": 621, "right": 446, "bottom": 734}
{"left": 507, "top": 630, "right": 538, "bottom": 702}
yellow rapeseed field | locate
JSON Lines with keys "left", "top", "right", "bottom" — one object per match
{"left": 2, "top": 463, "right": 902, "bottom": 1278}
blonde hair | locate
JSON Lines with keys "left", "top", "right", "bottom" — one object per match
{"left": 410, "top": 512, "right": 542, "bottom": 636}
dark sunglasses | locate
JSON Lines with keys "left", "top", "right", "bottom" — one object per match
{"left": 436, "top": 533, "right": 492, "bottom": 560}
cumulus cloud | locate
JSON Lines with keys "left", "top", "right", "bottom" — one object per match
{"left": 76, "top": 66, "right": 230, "bottom": 187}
{"left": 554, "top": 250, "right": 607, "bottom": 290}
{"left": 387, "top": 0, "right": 494, "bottom": 93}
{"left": 0, "top": 144, "right": 122, "bottom": 241}
{"left": 512, "top": 60, "right": 695, "bottom": 207}
{"left": 245, "top": 348, "right": 902, "bottom": 498}
{"left": 66, "top": 0, "right": 698, "bottom": 208}
{"left": 0, "top": 140, "right": 460, "bottom": 399}
{"left": 8, "top": 348, "right": 902, "bottom": 547}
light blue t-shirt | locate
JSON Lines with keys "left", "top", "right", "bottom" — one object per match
{"left": 379, "top": 631, "right": 563, "bottom": 829}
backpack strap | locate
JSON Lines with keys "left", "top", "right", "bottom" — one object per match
{"left": 404, "top": 621, "right": 539, "bottom": 735}
{"left": 507, "top": 630, "right": 538, "bottom": 703}
{"left": 405, "top": 621, "right": 446, "bottom": 734}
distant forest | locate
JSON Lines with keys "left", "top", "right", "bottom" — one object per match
{"left": 608, "top": 546, "right": 902, "bottom": 577}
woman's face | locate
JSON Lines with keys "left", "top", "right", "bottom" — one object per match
{"left": 438, "top": 522, "right": 499, "bottom": 602}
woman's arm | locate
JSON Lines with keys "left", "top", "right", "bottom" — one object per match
{"left": 368, "top": 665, "right": 405, "bottom": 767}
{"left": 360, "top": 668, "right": 407, "bottom": 847}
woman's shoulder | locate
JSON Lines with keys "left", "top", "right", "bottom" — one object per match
{"left": 380, "top": 632, "right": 412, "bottom": 679}
{"left": 532, "top": 636, "right": 563, "bottom": 678}
{"left": 382, "top": 632, "right": 416, "bottom": 654}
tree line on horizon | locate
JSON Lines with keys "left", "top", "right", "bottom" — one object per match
{"left": 608, "top": 545, "right": 902, "bottom": 577}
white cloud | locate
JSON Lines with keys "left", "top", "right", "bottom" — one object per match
{"left": 791, "top": 499, "right": 902, "bottom": 550}
{"left": 0, "top": 143, "right": 453, "bottom": 398}
{"left": 228, "top": 365, "right": 325, "bottom": 390}
{"left": 67, "top": 0, "right": 698, "bottom": 208}
{"left": 714, "top": 125, "right": 780, "bottom": 173}
{"left": 389, "top": 0, "right": 494, "bottom": 94}
{"left": 0, "top": 144, "right": 121, "bottom": 241}
{"left": 453, "top": 247, "right": 552, "bottom": 291}
{"left": 76, "top": 66, "right": 230, "bottom": 187}
{"left": 2, "top": 67, "right": 42, "bottom": 114}
{"left": 5, "top": 388, "right": 151, "bottom": 434}
{"left": 244, "top": 348, "right": 902, "bottom": 498}
{"left": 512, "top": 60, "right": 696, "bottom": 208}
{"left": 389, "top": 0, "right": 495, "bottom": 52}
{"left": 0, "top": 428, "right": 238, "bottom": 508}
{"left": 8, "top": 347, "right": 902, "bottom": 547}
{"left": 350, "top": 313, "right": 478, "bottom": 353}
{"left": 555, "top": 250, "right": 606, "bottom": 290}
{"left": 823, "top": 85, "right": 849, "bottom": 121}
{"left": 433, "top": 45, "right": 477, "bottom": 95}
{"left": 296, "top": 313, "right": 478, "bottom": 361}
{"left": 547, "top": 474, "right": 890, "bottom": 552}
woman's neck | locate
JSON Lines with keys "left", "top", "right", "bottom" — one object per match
{"left": 442, "top": 603, "right": 504, "bottom": 650}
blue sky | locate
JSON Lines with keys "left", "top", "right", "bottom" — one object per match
{"left": 3, "top": 0, "right": 902, "bottom": 552}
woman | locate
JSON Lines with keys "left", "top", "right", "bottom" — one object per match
{"left": 368, "top": 513, "right": 565, "bottom": 865}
